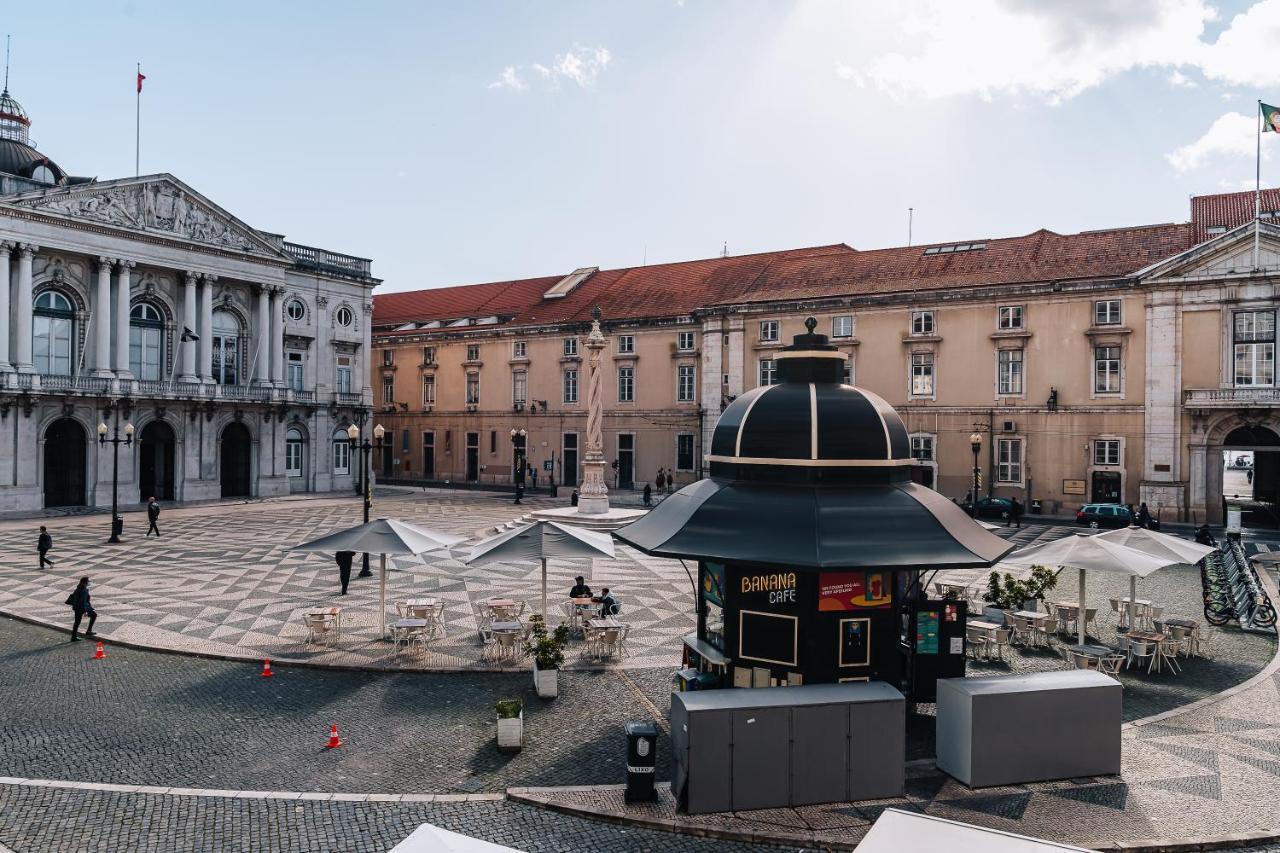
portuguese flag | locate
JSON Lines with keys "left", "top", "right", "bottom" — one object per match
{"left": 1264, "top": 102, "right": 1280, "bottom": 133}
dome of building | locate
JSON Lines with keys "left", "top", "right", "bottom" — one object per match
{"left": 708, "top": 318, "right": 911, "bottom": 483}
{"left": 0, "top": 87, "right": 67, "bottom": 185}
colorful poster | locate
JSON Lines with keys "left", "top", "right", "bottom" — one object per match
{"left": 839, "top": 618, "right": 870, "bottom": 667}
{"left": 818, "top": 571, "right": 890, "bottom": 611}
{"left": 916, "top": 611, "right": 939, "bottom": 654}
{"left": 702, "top": 561, "right": 725, "bottom": 607}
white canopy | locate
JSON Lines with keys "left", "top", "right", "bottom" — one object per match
{"left": 291, "top": 518, "right": 466, "bottom": 638}
{"left": 464, "top": 521, "right": 616, "bottom": 620}
{"left": 857, "top": 809, "right": 1093, "bottom": 853}
{"left": 1003, "top": 532, "right": 1181, "bottom": 646}
{"left": 1096, "top": 525, "right": 1215, "bottom": 565}
{"left": 390, "top": 823, "right": 524, "bottom": 853}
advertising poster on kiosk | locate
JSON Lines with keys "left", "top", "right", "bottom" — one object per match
{"left": 818, "top": 571, "right": 891, "bottom": 611}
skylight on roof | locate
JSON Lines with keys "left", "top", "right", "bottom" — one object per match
{"left": 543, "top": 267, "right": 598, "bottom": 300}
{"left": 922, "top": 242, "right": 986, "bottom": 256}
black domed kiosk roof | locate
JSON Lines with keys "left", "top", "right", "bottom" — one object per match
{"left": 615, "top": 318, "right": 1013, "bottom": 570}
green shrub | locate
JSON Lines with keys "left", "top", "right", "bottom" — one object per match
{"left": 524, "top": 613, "right": 571, "bottom": 670}
{"left": 982, "top": 565, "right": 1058, "bottom": 611}
{"left": 496, "top": 698, "right": 523, "bottom": 719}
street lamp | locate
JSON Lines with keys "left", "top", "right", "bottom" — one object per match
{"left": 347, "top": 421, "right": 387, "bottom": 577}
{"left": 969, "top": 432, "right": 983, "bottom": 518}
{"left": 98, "top": 420, "right": 135, "bottom": 544}
{"left": 510, "top": 428, "right": 527, "bottom": 505}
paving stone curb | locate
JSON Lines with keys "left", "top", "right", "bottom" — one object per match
{"left": 0, "top": 777, "right": 504, "bottom": 803}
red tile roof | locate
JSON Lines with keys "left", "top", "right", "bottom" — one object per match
{"left": 1190, "top": 188, "right": 1280, "bottom": 243}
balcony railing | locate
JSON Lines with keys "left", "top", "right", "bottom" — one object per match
{"left": 1185, "top": 388, "right": 1280, "bottom": 408}
{"left": 283, "top": 242, "right": 373, "bottom": 279}
{"left": 37, "top": 375, "right": 112, "bottom": 394}
{"left": 8, "top": 373, "right": 330, "bottom": 407}
{"left": 333, "top": 392, "right": 364, "bottom": 406}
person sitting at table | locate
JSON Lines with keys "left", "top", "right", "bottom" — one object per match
{"left": 594, "top": 588, "right": 620, "bottom": 617}
{"left": 569, "top": 576, "right": 593, "bottom": 599}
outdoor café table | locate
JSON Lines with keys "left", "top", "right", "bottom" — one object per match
{"left": 1068, "top": 643, "right": 1113, "bottom": 659}
{"left": 935, "top": 582, "right": 969, "bottom": 599}
{"left": 1163, "top": 617, "right": 1200, "bottom": 655}
{"left": 1012, "top": 610, "right": 1048, "bottom": 645}
{"left": 390, "top": 618, "right": 428, "bottom": 654}
{"left": 490, "top": 621, "right": 522, "bottom": 633}
{"left": 1127, "top": 631, "right": 1174, "bottom": 673}
{"left": 306, "top": 607, "right": 342, "bottom": 636}
{"left": 588, "top": 616, "right": 622, "bottom": 629}
{"left": 405, "top": 598, "right": 439, "bottom": 608}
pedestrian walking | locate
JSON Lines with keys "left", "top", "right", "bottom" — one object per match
{"left": 335, "top": 550, "right": 355, "bottom": 595}
{"left": 1007, "top": 497, "right": 1023, "bottom": 529}
{"left": 643, "top": 483, "right": 652, "bottom": 507}
{"left": 1136, "top": 502, "right": 1152, "bottom": 529}
{"left": 145, "top": 496, "right": 161, "bottom": 537}
{"left": 66, "top": 576, "right": 96, "bottom": 641}
{"left": 37, "top": 525, "right": 54, "bottom": 569}
{"left": 655, "top": 469, "right": 666, "bottom": 493}
{"left": 530, "top": 466, "right": 538, "bottom": 492}
{"left": 570, "top": 488, "right": 579, "bottom": 507}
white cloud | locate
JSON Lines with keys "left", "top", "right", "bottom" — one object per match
{"left": 1166, "top": 111, "right": 1258, "bottom": 172}
{"left": 488, "top": 66, "right": 527, "bottom": 91}
{"left": 488, "top": 45, "right": 612, "bottom": 93}
{"left": 1168, "top": 69, "right": 1196, "bottom": 88}
{"left": 837, "top": 0, "right": 1215, "bottom": 103}
{"left": 1198, "top": 0, "right": 1280, "bottom": 87}
{"left": 834, "top": 63, "right": 864, "bottom": 86}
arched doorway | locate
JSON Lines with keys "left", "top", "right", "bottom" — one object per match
{"left": 139, "top": 421, "right": 176, "bottom": 501}
{"left": 220, "top": 422, "right": 252, "bottom": 498}
{"left": 1221, "top": 425, "right": 1280, "bottom": 528}
{"left": 285, "top": 425, "right": 308, "bottom": 491}
{"left": 44, "top": 418, "right": 86, "bottom": 507}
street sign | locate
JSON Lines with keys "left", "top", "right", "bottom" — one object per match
{"left": 543, "top": 460, "right": 554, "bottom": 472}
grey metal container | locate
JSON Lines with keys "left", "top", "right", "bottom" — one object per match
{"left": 936, "top": 670, "right": 1122, "bottom": 788}
{"left": 670, "top": 682, "right": 905, "bottom": 814}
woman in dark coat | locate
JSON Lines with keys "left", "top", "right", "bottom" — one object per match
{"left": 67, "top": 576, "right": 97, "bottom": 641}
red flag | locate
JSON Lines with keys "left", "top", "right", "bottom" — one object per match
{"left": 137, "top": 71, "right": 146, "bottom": 93}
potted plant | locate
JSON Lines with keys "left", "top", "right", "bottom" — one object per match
{"left": 525, "top": 614, "right": 570, "bottom": 699}
{"left": 983, "top": 565, "right": 1058, "bottom": 616}
{"left": 496, "top": 698, "right": 523, "bottom": 751}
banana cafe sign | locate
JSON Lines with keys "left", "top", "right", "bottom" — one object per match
{"left": 740, "top": 571, "right": 798, "bottom": 607}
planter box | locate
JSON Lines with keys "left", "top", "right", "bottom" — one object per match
{"left": 533, "top": 661, "right": 559, "bottom": 699}
{"left": 496, "top": 710, "right": 523, "bottom": 751}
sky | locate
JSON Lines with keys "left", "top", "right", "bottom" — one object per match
{"left": 8, "top": 0, "right": 1280, "bottom": 293}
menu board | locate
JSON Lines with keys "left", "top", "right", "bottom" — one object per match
{"left": 916, "top": 611, "right": 940, "bottom": 654}
{"left": 738, "top": 609, "right": 798, "bottom": 667}
{"left": 818, "top": 571, "right": 890, "bottom": 611}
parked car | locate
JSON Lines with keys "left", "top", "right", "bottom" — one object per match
{"left": 960, "top": 496, "right": 1014, "bottom": 519}
{"left": 1075, "top": 503, "right": 1160, "bottom": 530}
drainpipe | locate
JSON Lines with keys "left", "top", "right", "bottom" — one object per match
{"left": 987, "top": 409, "right": 995, "bottom": 498}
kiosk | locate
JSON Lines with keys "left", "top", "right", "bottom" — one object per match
{"left": 616, "top": 318, "right": 1013, "bottom": 698}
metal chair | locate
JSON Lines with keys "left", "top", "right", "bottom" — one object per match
{"left": 989, "top": 628, "right": 1012, "bottom": 661}
{"left": 1126, "top": 638, "right": 1157, "bottom": 673}
{"left": 1034, "top": 616, "right": 1058, "bottom": 647}
{"left": 965, "top": 627, "right": 989, "bottom": 660}
{"left": 304, "top": 614, "right": 334, "bottom": 645}
{"left": 1070, "top": 650, "right": 1098, "bottom": 670}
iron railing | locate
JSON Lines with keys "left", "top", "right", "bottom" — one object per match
{"left": 283, "top": 242, "right": 372, "bottom": 278}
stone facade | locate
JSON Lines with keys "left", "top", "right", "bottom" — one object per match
{"left": 0, "top": 174, "right": 376, "bottom": 511}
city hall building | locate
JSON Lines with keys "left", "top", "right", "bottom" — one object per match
{"left": 371, "top": 190, "right": 1280, "bottom": 528}
{"left": 0, "top": 85, "right": 376, "bottom": 511}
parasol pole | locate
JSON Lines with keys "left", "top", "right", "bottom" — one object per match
{"left": 379, "top": 552, "right": 388, "bottom": 639}
{"left": 541, "top": 556, "right": 548, "bottom": 622}
{"left": 1130, "top": 575, "right": 1138, "bottom": 633}
{"left": 1078, "top": 568, "right": 1087, "bottom": 647}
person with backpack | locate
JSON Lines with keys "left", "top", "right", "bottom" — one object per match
{"left": 146, "top": 496, "right": 162, "bottom": 537}
{"left": 37, "top": 525, "right": 54, "bottom": 569}
{"left": 1007, "top": 497, "right": 1023, "bottom": 529}
{"left": 66, "top": 576, "right": 96, "bottom": 641}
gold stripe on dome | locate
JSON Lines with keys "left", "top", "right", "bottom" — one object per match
{"left": 705, "top": 454, "right": 916, "bottom": 467}
{"left": 773, "top": 350, "right": 847, "bottom": 360}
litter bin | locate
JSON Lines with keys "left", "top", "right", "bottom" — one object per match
{"left": 624, "top": 721, "right": 658, "bottom": 802}
{"left": 112, "top": 517, "right": 124, "bottom": 538}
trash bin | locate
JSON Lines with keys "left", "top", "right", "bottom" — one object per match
{"left": 624, "top": 721, "right": 658, "bottom": 802}
{"left": 112, "top": 517, "right": 124, "bottom": 538}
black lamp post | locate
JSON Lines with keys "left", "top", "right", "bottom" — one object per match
{"left": 511, "top": 428, "right": 527, "bottom": 504}
{"left": 347, "top": 421, "right": 386, "bottom": 577}
{"left": 98, "top": 419, "right": 134, "bottom": 544}
{"left": 969, "top": 431, "right": 983, "bottom": 518}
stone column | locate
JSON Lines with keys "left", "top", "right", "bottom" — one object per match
{"left": 0, "top": 243, "right": 11, "bottom": 372}
{"left": 699, "top": 316, "right": 723, "bottom": 466}
{"left": 577, "top": 308, "right": 610, "bottom": 515}
{"left": 270, "top": 287, "right": 285, "bottom": 386}
{"left": 198, "top": 275, "right": 214, "bottom": 382}
{"left": 114, "top": 260, "right": 134, "bottom": 378}
{"left": 13, "top": 243, "right": 37, "bottom": 373}
{"left": 254, "top": 285, "right": 270, "bottom": 384}
{"left": 179, "top": 272, "right": 199, "bottom": 382}
{"left": 92, "top": 258, "right": 114, "bottom": 376}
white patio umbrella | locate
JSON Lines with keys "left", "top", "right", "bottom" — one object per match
{"left": 1097, "top": 525, "right": 1216, "bottom": 634}
{"left": 291, "top": 518, "right": 466, "bottom": 639}
{"left": 1249, "top": 551, "right": 1280, "bottom": 565}
{"left": 391, "top": 823, "right": 524, "bottom": 853}
{"left": 463, "top": 520, "right": 615, "bottom": 621}
{"left": 1002, "top": 533, "right": 1179, "bottom": 647}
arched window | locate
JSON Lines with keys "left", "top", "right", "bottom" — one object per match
{"left": 286, "top": 426, "right": 305, "bottom": 478}
{"left": 212, "top": 309, "right": 239, "bottom": 385}
{"left": 332, "top": 428, "right": 351, "bottom": 475}
{"left": 33, "top": 290, "right": 73, "bottom": 376}
{"left": 129, "top": 302, "right": 164, "bottom": 381}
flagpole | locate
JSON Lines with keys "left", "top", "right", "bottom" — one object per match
{"left": 1256, "top": 99, "right": 1262, "bottom": 270}
{"left": 136, "top": 61, "right": 141, "bottom": 175}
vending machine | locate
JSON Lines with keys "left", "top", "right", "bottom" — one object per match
{"left": 902, "top": 599, "right": 968, "bottom": 702}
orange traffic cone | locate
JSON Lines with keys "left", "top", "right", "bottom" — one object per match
{"left": 325, "top": 724, "right": 342, "bottom": 749}
{"left": 260, "top": 659, "right": 274, "bottom": 678}
{"left": 92, "top": 641, "right": 105, "bottom": 660}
